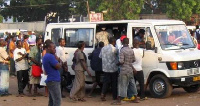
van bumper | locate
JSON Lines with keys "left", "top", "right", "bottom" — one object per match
{"left": 169, "top": 74, "right": 200, "bottom": 87}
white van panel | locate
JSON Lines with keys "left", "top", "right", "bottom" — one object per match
{"left": 45, "top": 24, "right": 96, "bottom": 81}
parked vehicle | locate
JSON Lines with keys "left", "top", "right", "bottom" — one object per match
{"left": 44, "top": 20, "right": 200, "bottom": 98}
{"left": 0, "top": 29, "right": 27, "bottom": 38}
{"left": 186, "top": 26, "right": 196, "bottom": 31}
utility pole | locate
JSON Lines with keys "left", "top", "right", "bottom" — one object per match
{"left": 86, "top": 0, "right": 90, "bottom": 21}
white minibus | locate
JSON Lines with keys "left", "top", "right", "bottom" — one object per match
{"left": 44, "top": 20, "right": 200, "bottom": 98}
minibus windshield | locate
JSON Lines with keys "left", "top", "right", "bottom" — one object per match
{"left": 155, "top": 25, "right": 196, "bottom": 50}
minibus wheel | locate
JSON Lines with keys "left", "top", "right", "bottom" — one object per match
{"left": 149, "top": 74, "right": 172, "bottom": 98}
{"left": 183, "top": 84, "right": 200, "bottom": 93}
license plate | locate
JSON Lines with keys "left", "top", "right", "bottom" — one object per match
{"left": 193, "top": 76, "right": 200, "bottom": 81}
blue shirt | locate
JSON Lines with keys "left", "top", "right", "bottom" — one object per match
{"left": 88, "top": 48, "right": 102, "bottom": 71}
{"left": 42, "top": 53, "right": 60, "bottom": 82}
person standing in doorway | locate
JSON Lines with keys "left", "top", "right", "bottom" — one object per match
{"left": 28, "top": 37, "right": 42, "bottom": 96}
{"left": 99, "top": 37, "right": 118, "bottom": 102}
{"left": 43, "top": 42, "right": 62, "bottom": 106}
{"left": 14, "top": 40, "right": 29, "bottom": 97}
{"left": 9, "top": 36, "right": 17, "bottom": 76}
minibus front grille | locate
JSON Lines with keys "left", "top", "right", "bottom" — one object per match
{"left": 183, "top": 60, "right": 200, "bottom": 69}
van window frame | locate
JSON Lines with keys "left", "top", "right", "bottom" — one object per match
{"left": 51, "top": 28, "right": 62, "bottom": 46}
{"left": 63, "top": 28, "right": 95, "bottom": 48}
{"left": 154, "top": 24, "right": 196, "bottom": 50}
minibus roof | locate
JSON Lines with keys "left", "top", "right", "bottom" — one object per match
{"left": 48, "top": 19, "right": 185, "bottom": 26}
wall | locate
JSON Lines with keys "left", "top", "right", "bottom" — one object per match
{"left": 0, "top": 21, "right": 46, "bottom": 32}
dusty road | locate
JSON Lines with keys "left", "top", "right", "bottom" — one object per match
{"left": 0, "top": 77, "right": 200, "bottom": 106}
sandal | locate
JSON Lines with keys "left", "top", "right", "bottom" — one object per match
{"left": 131, "top": 99, "right": 139, "bottom": 103}
{"left": 140, "top": 97, "right": 148, "bottom": 101}
{"left": 69, "top": 97, "right": 77, "bottom": 102}
{"left": 100, "top": 97, "right": 106, "bottom": 101}
{"left": 78, "top": 98, "right": 86, "bottom": 102}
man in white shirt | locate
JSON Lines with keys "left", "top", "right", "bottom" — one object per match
{"left": 131, "top": 39, "right": 146, "bottom": 100}
{"left": 99, "top": 37, "right": 118, "bottom": 101}
{"left": 56, "top": 38, "right": 68, "bottom": 98}
{"left": 14, "top": 40, "right": 29, "bottom": 96}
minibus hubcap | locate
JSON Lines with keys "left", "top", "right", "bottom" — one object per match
{"left": 154, "top": 80, "right": 165, "bottom": 93}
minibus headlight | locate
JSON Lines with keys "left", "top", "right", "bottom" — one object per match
{"left": 177, "top": 62, "right": 184, "bottom": 70}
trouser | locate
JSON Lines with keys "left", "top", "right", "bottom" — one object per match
{"left": 59, "top": 68, "right": 64, "bottom": 92}
{"left": 10, "top": 58, "right": 16, "bottom": 76}
{"left": 95, "top": 71, "right": 104, "bottom": 88}
{"left": 47, "top": 81, "right": 61, "bottom": 106}
{"left": 118, "top": 74, "right": 138, "bottom": 98}
{"left": 17, "top": 70, "right": 29, "bottom": 94}
{"left": 70, "top": 70, "right": 85, "bottom": 98}
{"left": 101, "top": 71, "right": 118, "bottom": 100}
{"left": 134, "top": 71, "right": 145, "bottom": 98}
{"left": 0, "top": 63, "right": 9, "bottom": 95}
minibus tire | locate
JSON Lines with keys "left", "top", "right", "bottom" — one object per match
{"left": 149, "top": 74, "right": 172, "bottom": 98}
{"left": 183, "top": 84, "right": 200, "bottom": 93}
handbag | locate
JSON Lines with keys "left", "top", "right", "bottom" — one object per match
{"left": 32, "top": 65, "right": 43, "bottom": 77}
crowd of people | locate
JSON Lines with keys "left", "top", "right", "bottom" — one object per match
{"left": 1, "top": 24, "right": 200, "bottom": 106}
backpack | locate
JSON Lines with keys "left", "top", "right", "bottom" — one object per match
{"left": 71, "top": 49, "right": 78, "bottom": 70}
{"left": 196, "top": 30, "right": 200, "bottom": 41}
{"left": 89, "top": 48, "right": 102, "bottom": 71}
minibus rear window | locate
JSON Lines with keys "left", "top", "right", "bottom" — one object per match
{"left": 64, "top": 28, "right": 94, "bottom": 48}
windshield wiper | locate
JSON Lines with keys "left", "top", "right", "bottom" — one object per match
{"left": 163, "top": 43, "right": 177, "bottom": 45}
{"left": 181, "top": 43, "right": 189, "bottom": 45}
{"left": 164, "top": 43, "right": 189, "bottom": 46}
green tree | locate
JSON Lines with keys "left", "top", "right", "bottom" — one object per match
{"left": 141, "top": 0, "right": 170, "bottom": 14}
{"left": 166, "top": 0, "right": 196, "bottom": 21}
{"left": 97, "top": 0, "right": 144, "bottom": 20}
{"left": 193, "top": 0, "right": 200, "bottom": 14}
{"left": 0, "top": 0, "right": 70, "bottom": 22}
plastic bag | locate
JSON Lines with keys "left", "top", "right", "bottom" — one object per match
{"left": 40, "top": 74, "right": 47, "bottom": 86}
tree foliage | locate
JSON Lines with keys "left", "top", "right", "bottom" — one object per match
{"left": 1, "top": 0, "right": 200, "bottom": 22}
{"left": 141, "top": 0, "right": 200, "bottom": 21}
{"left": 97, "top": 0, "right": 144, "bottom": 20}
{"left": 141, "top": 0, "right": 169, "bottom": 14}
{"left": 166, "top": 0, "right": 197, "bottom": 21}
{"left": 1, "top": 0, "right": 70, "bottom": 22}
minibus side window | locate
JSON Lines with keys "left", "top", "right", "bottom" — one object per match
{"left": 51, "top": 28, "right": 62, "bottom": 46}
{"left": 64, "top": 28, "right": 94, "bottom": 48}
{"left": 132, "top": 27, "right": 155, "bottom": 49}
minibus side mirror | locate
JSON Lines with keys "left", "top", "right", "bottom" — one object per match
{"left": 146, "top": 41, "right": 152, "bottom": 50}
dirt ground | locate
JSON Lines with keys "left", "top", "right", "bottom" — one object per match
{"left": 0, "top": 77, "right": 200, "bottom": 106}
